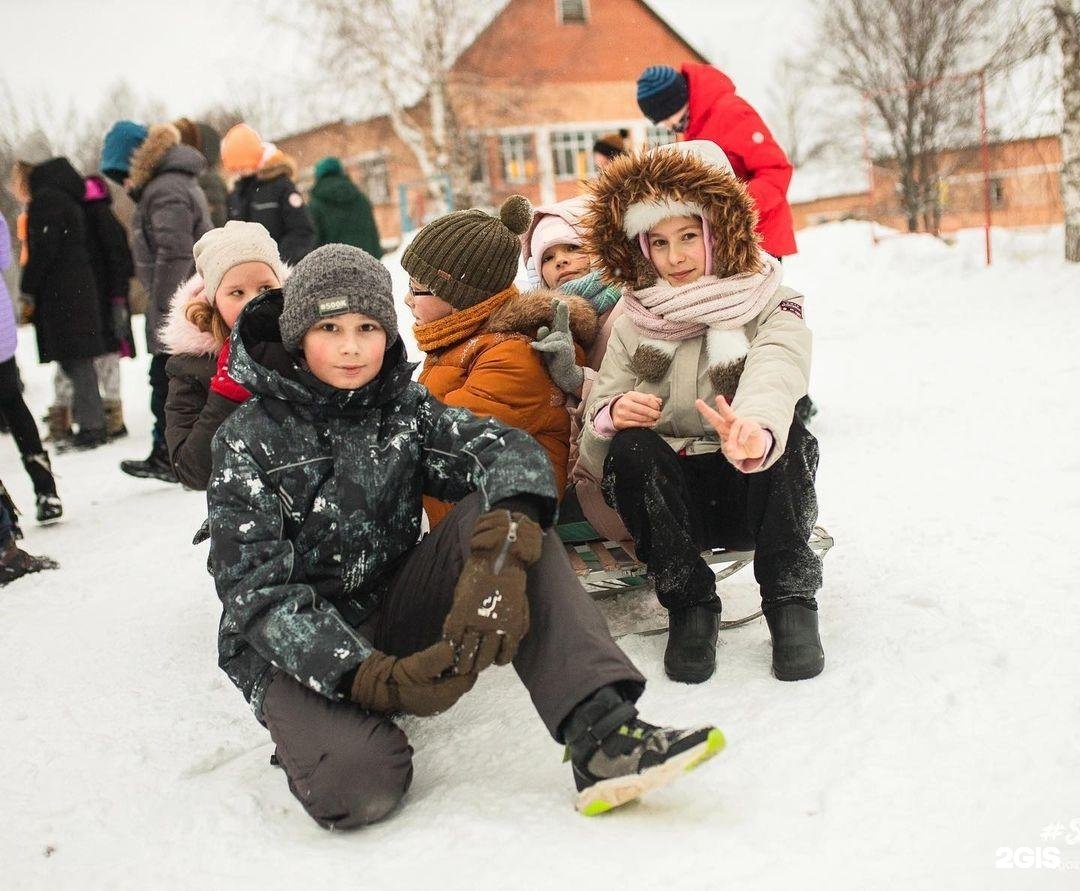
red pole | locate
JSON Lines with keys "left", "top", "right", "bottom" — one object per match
{"left": 979, "top": 69, "right": 992, "bottom": 266}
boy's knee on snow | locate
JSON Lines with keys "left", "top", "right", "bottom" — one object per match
{"left": 304, "top": 724, "right": 414, "bottom": 829}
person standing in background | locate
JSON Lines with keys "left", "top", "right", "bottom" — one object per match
{"left": 592, "top": 129, "right": 630, "bottom": 173}
{"left": 222, "top": 123, "right": 315, "bottom": 265}
{"left": 307, "top": 157, "right": 382, "bottom": 257}
{"left": 121, "top": 123, "right": 212, "bottom": 482}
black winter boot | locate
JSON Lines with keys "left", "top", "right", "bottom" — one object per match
{"left": 120, "top": 443, "right": 178, "bottom": 483}
{"left": 563, "top": 686, "right": 724, "bottom": 816}
{"left": 0, "top": 535, "right": 59, "bottom": 585}
{"left": 764, "top": 596, "right": 824, "bottom": 681}
{"left": 664, "top": 600, "right": 722, "bottom": 684}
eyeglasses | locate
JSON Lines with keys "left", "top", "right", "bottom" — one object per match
{"left": 408, "top": 283, "right": 435, "bottom": 297}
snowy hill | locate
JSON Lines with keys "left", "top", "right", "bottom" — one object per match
{"left": 2, "top": 223, "right": 1079, "bottom": 889}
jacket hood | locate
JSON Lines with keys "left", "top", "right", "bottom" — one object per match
{"left": 127, "top": 123, "right": 180, "bottom": 191}
{"left": 230, "top": 289, "right": 417, "bottom": 412}
{"left": 84, "top": 174, "right": 112, "bottom": 204}
{"left": 311, "top": 173, "right": 363, "bottom": 207}
{"left": 485, "top": 287, "right": 598, "bottom": 348}
{"left": 683, "top": 63, "right": 736, "bottom": 134}
{"left": 257, "top": 149, "right": 298, "bottom": 182}
{"left": 580, "top": 148, "right": 761, "bottom": 289}
{"left": 29, "top": 157, "right": 85, "bottom": 202}
{"left": 159, "top": 144, "right": 207, "bottom": 177}
{"left": 160, "top": 265, "right": 294, "bottom": 357}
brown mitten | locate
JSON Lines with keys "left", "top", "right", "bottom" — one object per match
{"left": 442, "top": 510, "right": 544, "bottom": 674}
{"left": 349, "top": 641, "right": 476, "bottom": 717}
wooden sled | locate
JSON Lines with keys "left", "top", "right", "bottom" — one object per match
{"left": 559, "top": 525, "right": 836, "bottom": 638}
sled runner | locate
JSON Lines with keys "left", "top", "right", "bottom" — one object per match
{"left": 559, "top": 525, "right": 835, "bottom": 638}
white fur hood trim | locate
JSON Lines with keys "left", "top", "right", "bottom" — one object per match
{"left": 622, "top": 198, "right": 704, "bottom": 238}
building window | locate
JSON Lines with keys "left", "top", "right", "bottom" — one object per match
{"left": 646, "top": 125, "right": 676, "bottom": 149}
{"left": 357, "top": 156, "right": 390, "bottom": 205}
{"left": 557, "top": 0, "right": 588, "bottom": 24}
{"left": 501, "top": 134, "right": 536, "bottom": 184}
{"left": 989, "top": 177, "right": 1005, "bottom": 208}
{"left": 551, "top": 129, "right": 606, "bottom": 180}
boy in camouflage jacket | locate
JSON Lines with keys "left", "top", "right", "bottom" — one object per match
{"left": 207, "top": 245, "right": 724, "bottom": 827}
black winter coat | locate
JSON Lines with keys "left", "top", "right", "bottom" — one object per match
{"left": 227, "top": 170, "right": 315, "bottom": 265}
{"left": 83, "top": 175, "right": 135, "bottom": 354}
{"left": 21, "top": 158, "right": 107, "bottom": 362}
{"left": 207, "top": 291, "right": 558, "bottom": 716}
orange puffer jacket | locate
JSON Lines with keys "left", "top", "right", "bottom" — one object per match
{"left": 415, "top": 285, "right": 597, "bottom": 527}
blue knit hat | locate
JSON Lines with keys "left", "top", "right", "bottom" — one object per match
{"left": 101, "top": 120, "right": 149, "bottom": 174}
{"left": 636, "top": 65, "right": 688, "bottom": 124}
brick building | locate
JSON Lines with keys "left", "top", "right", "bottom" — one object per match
{"left": 275, "top": 0, "right": 706, "bottom": 246}
{"left": 790, "top": 134, "right": 1064, "bottom": 234}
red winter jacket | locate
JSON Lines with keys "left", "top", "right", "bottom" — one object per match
{"left": 682, "top": 63, "right": 797, "bottom": 257}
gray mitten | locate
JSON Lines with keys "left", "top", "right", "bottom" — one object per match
{"left": 530, "top": 299, "right": 584, "bottom": 395}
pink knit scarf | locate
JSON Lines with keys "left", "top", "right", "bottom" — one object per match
{"left": 621, "top": 252, "right": 783, "bottom": 341}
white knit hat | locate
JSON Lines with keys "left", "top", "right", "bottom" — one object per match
{"left": 193, "top": 221, "right": 286, "bottom": 303}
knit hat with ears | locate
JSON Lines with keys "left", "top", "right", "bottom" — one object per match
{"left": 193, "top": 221, "right": 286, "bottom": 304}
{"left": 636, "top": 65, "right": 689, "bottom": 123}
{"left": 593, "top": 129, "right": 630, "bottom": 161}
{"left": 220, "top": 123, "right": 264, "bottom": 173}
{"left": 400, "top": 195, "right": 532, "bottom": 310}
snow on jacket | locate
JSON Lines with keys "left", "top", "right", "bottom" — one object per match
{"left": 21, "top": 157, "right": 108, "bottom": 363}
{"left": 227, "top": 151, "right": 315, "bottom": 265}
{"left": 83, "top": 175, "right": 135, "bottom": 354}
{"left": 577, "top": 146, "right": 811, "bottom": 480}
{"left": 308, "top": 163, "right": 382, "bottom": 257}
{"left": 129, "top": 129, "right": 213, "bottom": 354}
{"left": 160, "top": 271, "right": 291, "bottom": 490}
{"left": 0, "top": 214, "right": 17, "bottom": 364}
{"left": 207, "top": 289, "right": 558, "bottom": 717}
{"left": 415, "top": 285, "right": 597, "bottom": 527}
{"left": 681, "top": 63, "right": 797, "bottom": 258}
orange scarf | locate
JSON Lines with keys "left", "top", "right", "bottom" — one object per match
{"left": 413, "top": 285, "right": 517, "bottom": 353}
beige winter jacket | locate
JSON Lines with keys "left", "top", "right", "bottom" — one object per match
{"left": 577, "top": 282, "right": 810, "bottom": 481}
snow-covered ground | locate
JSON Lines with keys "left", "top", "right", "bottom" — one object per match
{"left": 2, "top": 223, "right": 1078, "bottom": 889}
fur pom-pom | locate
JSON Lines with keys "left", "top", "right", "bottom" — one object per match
{"left": 500, "top": 195, "right": 532, "bottom": 236}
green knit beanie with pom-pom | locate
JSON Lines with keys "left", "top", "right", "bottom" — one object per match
{"left": 401, "top": 195, "right": 531, "bottom": 310}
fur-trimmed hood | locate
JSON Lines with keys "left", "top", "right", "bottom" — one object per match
{"left": 486, "top": 287, "right": 598, "bottom": 348}
{"left": 257, "top": 148, "right": 298, "bottom": 182}
{"left": 581, "top": 147, "right": 762, "bottom": 290}
{"left": 159, "top": 266, "right": 291, "bottom": 357}
{"left": 128, "top": 123, "right": 206, "bottom": 193}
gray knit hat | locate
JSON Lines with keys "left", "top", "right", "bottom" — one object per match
{"left": 14, "top": 130, "right": 53, "bottom": 166}
{"left": 400, "top": 195, "right": 531, "bottom": 310}
{"left": 280, "top": 244, "right": 396, "bottom": 352}
{"left": 193, "top": 221, "right": 285, "bottom": 304}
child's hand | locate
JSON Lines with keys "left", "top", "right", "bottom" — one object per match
{"left": 612, "top": 391, "right": 663, "bottom": 430}
{"left": 695, "top": 395, "right": 768, "bottom": 462}
{"left": 531, "top": 299, "right": 584, "bottom": 396}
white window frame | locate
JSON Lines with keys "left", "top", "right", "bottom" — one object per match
{"left": 501, "top": 133, "right": 535, "bottom": 185}
{"left": 551, "top": 129, "right": 607, "bottom": 180}
{"left": 355, "top": 155, "right": 390, "bottom": 205}
{"left": 556, "top": 0, "right": 589, "bottom": 25}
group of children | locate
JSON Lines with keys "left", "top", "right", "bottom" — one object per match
{"left": 146, "top": 137, "right": 822, "bottom": 827}
{"left": 3, "top": 128, "right": 825, "bottom": 823}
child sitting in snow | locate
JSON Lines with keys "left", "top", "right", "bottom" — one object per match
{"left": 207, "top": 244, "right": 723, "bottom": 827}
{"left": 577, "top": 141, "right": 824, "bottom": 686}
{"left": 161, "top": 221, "right": 287, "bottom": 491}
{"left": 400, "top": 195, "right": 597, "bottom": 528}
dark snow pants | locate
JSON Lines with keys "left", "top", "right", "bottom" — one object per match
{"left": 601, "top": 423, "right": 822, "bottom": 612}
{"left": 59, "top": 357, "right": 105, "bottom": 432}
{"left": 149, "top": 353, "right": 169, "bottom": 447}
{"left": 261, "top": 493, "right": 644, "bottom": 830}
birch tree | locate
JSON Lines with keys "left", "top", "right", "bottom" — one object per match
{"left": 305, "top": 0, "right": 496, "bottom": 212}
{"left": 1053, "top": 0, "right": 1080, "bottom": 261}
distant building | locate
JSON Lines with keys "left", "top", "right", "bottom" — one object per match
{"left": 791, "top": 134, "right": 1064, "bottom": 233}
{"left": 276, "top": 0, "right": 706, "bottom": 245}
